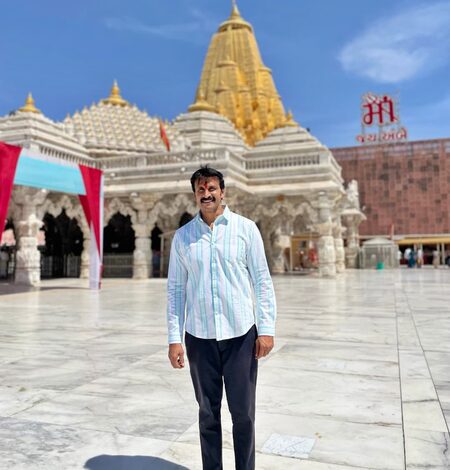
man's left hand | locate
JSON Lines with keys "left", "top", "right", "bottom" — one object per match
{"left": 255, "top": 336, "right": 274, "bottom": 359}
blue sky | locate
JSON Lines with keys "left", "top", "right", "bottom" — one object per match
{"left": 1, "top": 0, "right": 449, "bottom": 147}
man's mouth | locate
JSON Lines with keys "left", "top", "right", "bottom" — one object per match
{"left": 201, "top": 198, "right": 214, "bottom": 204}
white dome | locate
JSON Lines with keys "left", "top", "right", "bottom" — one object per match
{"left": 64, "top": 92, "right": 190, "bottom": 156}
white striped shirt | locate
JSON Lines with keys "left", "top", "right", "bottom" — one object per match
{"left": 166, "top": 205, "right": 276, "bottom": 343}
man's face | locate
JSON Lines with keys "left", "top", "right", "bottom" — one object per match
{"left": 194, "top": 177, "right": 224, "bottom": 213}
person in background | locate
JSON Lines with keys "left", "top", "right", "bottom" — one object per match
{"left": 417, "top": 247, "right": 423, "bottom": 268}
{"left": 432, "top": 249, "right": 440, "bottom": 269}
{"left": 408, "top": 249, "right": 416, "bottom": 268}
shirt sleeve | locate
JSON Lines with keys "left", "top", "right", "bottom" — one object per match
{"left": 246, "top": 222, "right": 277, "bottom": 336}
{"left": 166, "top": 232, "right": 188, "bottom": 344}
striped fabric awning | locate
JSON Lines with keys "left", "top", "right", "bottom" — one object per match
{"left": 396, "top": 237, "right": 450, "bottom": 245}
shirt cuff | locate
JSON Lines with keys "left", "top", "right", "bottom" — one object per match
{"left": 257, "top": 326, "right": 275, "bottom": 336}
{"left": 168, "top": 335, "right": 182, "bottom": 344}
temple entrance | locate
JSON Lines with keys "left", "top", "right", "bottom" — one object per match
{"left": 290, "top": 234, "right": 319, "bottom": 272}
{"left": 103, "top": 213, "right": 135, "bottom": 277}
{"left": 179, "top": 212, "right": 193, "bottom": 227}
{"left": 40, "top": 210, "right": 83, "bottom": 278}
{"left": 151, "top": 223, "right": 163, "bottom": 278}
{"left": 0, "top": 219, "right": 16, "bottom": 280}
{"left": 289, "top": 211, "right": 319, "bottom": 272}
{"left": 157, "top": 212, "right": 194, "bottom": 278}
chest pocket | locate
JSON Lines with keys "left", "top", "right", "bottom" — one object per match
{"left": 221, "top": 236, "right": 246, "bottom": 265}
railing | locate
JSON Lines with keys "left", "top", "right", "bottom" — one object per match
{"left": 245, "top": 152, "right": 335, "bottom": 171}
{"left": 103, "top": 254, "right": 134, "bottom": 278}
{"left": 99, "top": 148, "right": 243, "bottom": 170}
{"left": 0, "top": 247, "right": 15, "bottom": 280}
{"left": 38, "top": 144, "right": 98, "bottom": 168}
{"left": 100, "top": 148, "right": 334, "bottom": 175}
{"left": 40, "top": 255, "right": 81, "bottom": 278}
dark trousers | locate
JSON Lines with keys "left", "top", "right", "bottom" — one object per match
{"left": 185, "top": 325, "right": 258, "bottom": 470}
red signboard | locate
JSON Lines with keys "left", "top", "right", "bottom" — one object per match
{"left": 362, "top": 94, "right": 397, "bottom": 126}
{"left": 356, "top": 93, "right": 408, "bottom": 145}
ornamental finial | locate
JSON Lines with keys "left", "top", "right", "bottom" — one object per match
{"left": 18, "top": 92, "right": 41, "bottom": 114}
{"left": 101, "top": 80, "right": 130, "bottom": 107}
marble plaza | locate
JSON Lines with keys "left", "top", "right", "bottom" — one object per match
{"left": 0, "top": 269, "right": 449, "bottom": 469}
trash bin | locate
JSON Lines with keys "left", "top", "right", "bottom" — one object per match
{"left": 376, "top": 262, "right": 384, "bottom": 270}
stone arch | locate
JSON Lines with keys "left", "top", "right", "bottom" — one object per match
{"left": 38, "top": 195, "right": 85, "bottom": 230}
{"left": 248, "top": 198, "right": 319, "bottom": 273}
{"left": 40, "top": 207, "right": 84, "bottom": 279}
{"left": 179, "top": 212, "right": 194, "bottom": 228}
{"left": 104, "top": 198, "right": 137, "bottom": 227}
{"left": 148, "top": 193, "right": 196, "bottom": 231}
{"left": 103, "top": 213, "right": 136, "bottom": 254}
{"left": 148, "top": 194, "right": 196, "bottom": 278}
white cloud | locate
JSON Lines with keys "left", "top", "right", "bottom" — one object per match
{"left": 104, "top": 8, "right": 217, "bottom": 43}
{"left": 338, "top": 2, "right": 450, "bottom": 83}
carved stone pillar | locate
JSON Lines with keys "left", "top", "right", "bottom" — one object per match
{"left": 12, "top": 188, "right": 47, "bottom": 286}
{"left": 132, "top": 223, "right": 151, "bottom": 279}
{"left": 333, "top": 222, "right": 346, "bottom": 273}
{"left": 270, "top": 227, "right": 286, "bottom": 274}
{"left": 15, "top": 214, "right": 42, "bottom": 286}
{"left": 130, "top": 196, "right": 153, "bottom": 280}
{"left": 316, "top": 193, "right": 336, "bottom": 277}
{"left": 343, "top": 215, "right": 361, "bottom": 268}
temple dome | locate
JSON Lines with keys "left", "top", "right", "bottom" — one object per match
{"left": 64, "top": 81, "right": 190, "bottom": 156}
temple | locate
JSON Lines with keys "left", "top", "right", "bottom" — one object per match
{"left": 0, "top": 4, "right": 364, "bottom": 285}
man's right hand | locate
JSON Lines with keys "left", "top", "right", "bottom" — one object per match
{"left": 168, "top": 343, "right": 185, "bottom": 369}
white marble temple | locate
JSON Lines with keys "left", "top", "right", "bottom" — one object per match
{"left": 0, "top": 269, "right": 449, "bottom": 469}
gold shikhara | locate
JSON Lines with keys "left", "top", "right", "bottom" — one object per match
{"left": 101, "top": 80, "right": 130, "bottom": 107}
{"left": 189, "top": 2, "right": 294, "bottom": 146}
{"left": 18, "top": 92, "right": 41, "bottom": 114}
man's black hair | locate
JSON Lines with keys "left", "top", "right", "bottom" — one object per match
{"left": 190, "top": 165, "right": 225, "bottom": 193}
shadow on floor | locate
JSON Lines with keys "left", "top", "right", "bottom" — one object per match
{"left": 84, "top": 455, "right": 190, "bottom": 470}
{"left": 0, "top": 283, "right": 87, "bottom": 296}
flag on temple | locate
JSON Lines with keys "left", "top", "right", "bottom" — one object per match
{"left": 159, "top": 120, "right": 171, "bottom": 152}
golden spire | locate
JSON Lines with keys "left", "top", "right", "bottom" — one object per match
{"left": 284, "top": 111, "right": 299, "bottom": 127}
{"left": 219, "top": 2, "right": 252, "bottom": 32}
{"left": 101, "top": 80, "right": 130, "bottom": 106}
{"left": 18, "top": 93, "right": 41, "bottom": 114}
{"left": 189, "top": 4, "right": 286, "bottom": 145}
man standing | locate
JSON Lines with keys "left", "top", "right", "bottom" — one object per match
{"left": 167, "top": 166, "right": 276, "bottom": 470}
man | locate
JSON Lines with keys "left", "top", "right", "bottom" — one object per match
{"left": 167, "top": 166, "right": 276, "bottom": 470}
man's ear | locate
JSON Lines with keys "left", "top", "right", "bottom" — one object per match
{"left": 221, "top": 188, "right": 225, "bottom": 200}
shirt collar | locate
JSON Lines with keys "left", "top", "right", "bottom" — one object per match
{"left": 196, "top": 205, "right": 230, "bottom": 225}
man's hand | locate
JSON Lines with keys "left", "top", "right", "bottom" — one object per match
{"left": 168, "top": 343, "right": 185, "bottom": 369}
{"left": 255, "top": 336, "right": 274, "bottom": 359}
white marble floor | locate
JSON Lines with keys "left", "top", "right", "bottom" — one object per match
{"left": 0, "top": 269, "right": 449, "bottom": 469}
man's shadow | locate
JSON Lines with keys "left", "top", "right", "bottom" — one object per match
{"left": 84, "top": 455, "right": 190, "bottom": 470}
